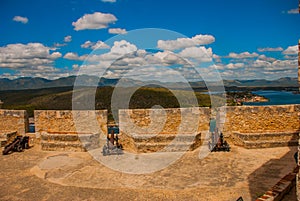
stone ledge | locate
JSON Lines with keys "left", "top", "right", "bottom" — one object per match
{"left": 233, "top": 131, "right": 299, "bottom": 141}
{"left": 243, "top": 140, "right": 298, "bottom": 149}
{"left": 119, "top": 132, "right": 203, "bottom": 153}
{"left": 41, "top": 141, "right": 99, "bottom": 152}
{"left": 41, "top": 132, "right": 101, "bottom": 152}
{"left": 255, "top": 167, "right": 297, "bottom": 201}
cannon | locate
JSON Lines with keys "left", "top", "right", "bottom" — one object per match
{"left": 209, "top": 132, "right": 230, "bottom": 152}
{"left": 102, "top": 130, "right": 123, "bottom": 156}
{"left": 2, "top": 136, "right": 30, "bottom": 155}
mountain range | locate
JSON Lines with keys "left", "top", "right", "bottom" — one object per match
{"left": 0, "top": 76, "right": 298, "bottom": 91}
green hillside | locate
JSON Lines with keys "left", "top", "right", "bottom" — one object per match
{"left": 0, "top": 86, "right": 211, "bottom": 121}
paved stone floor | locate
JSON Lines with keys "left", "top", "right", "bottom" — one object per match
{"left": 0, "top": 144, "right": 297, "bottom": 201}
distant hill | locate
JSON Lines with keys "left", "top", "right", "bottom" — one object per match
{"left": 0, "top": 76, "right": 298, "bottom": 91}
{"left": 0, "top": 86, "right": 211, "bottom": 119}
{"left": 222, "top": 77, "right": 298, "bottom": 87}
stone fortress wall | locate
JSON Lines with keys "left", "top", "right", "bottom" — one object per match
{"left": 34, "top": 110, "right": 107, "bottom": 151}
{"left": 119, "top": 107, "right": 210, "bottom": 135}
{"left": 217, "top": 105, "right": 300, "bottom": 135}
{"left": 34, "top": 110, "right": 107, "bottom": 135}
{"left": 119, "top": 107, "right": 210, "bottom": 152}
{"left": 217, "top": 105, "right": 300, "bottom": 148}
{"left": 0, "top": 109, "right": 28, "bottom": 135}
{"left": 0, "top": 104, "right": 299, "bottom": 151}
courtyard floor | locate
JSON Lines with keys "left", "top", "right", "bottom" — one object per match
{"left": 0, "top": 144, "right": 297, "bottom": 201}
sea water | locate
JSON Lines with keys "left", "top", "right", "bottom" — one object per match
{"left": 243, "top": 90, "right": 300, "bottom": 106}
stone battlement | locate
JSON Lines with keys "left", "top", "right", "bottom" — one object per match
{"left": 0, "top": 104, "right": 299, "bottom": 152}
{"left": 217, "top": 104, "right": 300, "bottom": 137}
{"left": 0, "top": 109, "right": 28, "bottom": 135}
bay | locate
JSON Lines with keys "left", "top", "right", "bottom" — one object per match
{"left": 243, "top": 90, "right": 300, "bottom": 106}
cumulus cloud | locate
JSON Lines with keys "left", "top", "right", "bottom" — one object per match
{"left": 83, "top": 40, "right": 138, "bottom": 64}
{"left": 13, "top": 16, "right": 28, "bottom": 24}
{"left": 257, "top": 47, "right": 283, "bottom": 52}
{"left": 81, "top": 40, "right": 110, "bottom": 49}
{"left": 157, "top": 34, "right": 215, "bottom": 51}
{"left": 0, "top": 43, "right": 65, "bottom": 79}
{"left": 258, "top": 55, "right": 276, "bottom": 62}
{"left": 0, "top": 43, "right": 61, "bottom": 69}
{"left": 72, "top": 12, "right": 117, "bottom": 31}
{"left": 145, "top": 51, "right": 186, "bottom": 66}
{"left": 108, "top": 28, "right": 127, "bottom": 34}
{"left": 102, "top": 0, "right": 116, "bottom": 2}
{"left": 110, "top": 40, "right": 137, "bottom": 55}
{"left": 179, "top": 46, "right": 213, "bottom": 62}
{"left": 287, "top": 8, "right": 298, "bottom": 14}
{"left": 227, "top": 52, "right": 259, "bottom": 59}
{"left": 64, "top": 35, "right": 72, "bottom": 42}
{"left": 225, "top": 63, "right": 245, "bottom": 69}
{"left": 63, "top": 52, "right": 87, "bottom": 61}
{"left": 282, "top": 45, "right": 298, "bottom": 55}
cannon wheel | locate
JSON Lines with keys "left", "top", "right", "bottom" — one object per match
{"left": 103, "top": 145, "right": 108, "bottom": 156}
{"left": 16, "top": 145, "right": 23, "bottom": 152}
{"left": 24, "top": 142, "right": 29, "bottom": 149}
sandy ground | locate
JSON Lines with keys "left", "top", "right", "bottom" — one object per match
{"left": 0, "top": 144, "right": 297, "bottom": 201}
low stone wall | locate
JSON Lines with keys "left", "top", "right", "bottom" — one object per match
{"left": 34, "top": 110, "right": 107, "bottom": 151}
{"left": 119, "top": 107, "right": 210, "bottom": 152}
{"left": 34, "top": 110, "right": 108, "bottom": 135}
{"left": 0, "top": 109, "right": 28, "bottom": 135}
{"left": 119, "top": 107, "right": 210, "bottom": 135}
{"left": 217, "top": 105, "right": 300, "bottom": 138}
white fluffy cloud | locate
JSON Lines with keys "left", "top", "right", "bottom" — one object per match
{"left": 257, "top": 47, "right": 283, "bottom": 52}
{"left": 227, "top": 52, "right": 259, "bottom": 59}
{"left": 225, "top": 63, "right": 245, "bottom": 69}
{"left": 81, "top": 40, "right": 110, "bottom": 49}
{"left": 64, "top": 35, "right": 72, "bottom": 42}
{"left": 84, "top": 40, "right": 138, "bottom": 63}
{"left": 0, "top": 43, "right": 65, "bottom": 79}
{"left": 13, "top": 16, "right": 28, "bottom": 24}
{"left": 0, "top": 43, "right": 61, "bottom": 69}
{"left": 63, "top": 52, "right": 87, "bottom": 61}
{"left": 258, "top": 55, "right": 276, "bottom": 62}
{"left": 108, "top": 28, "right": 127, "bottom": 34}
{"left": 179, "top": 46, "right": 213, "bottom": 62}
{"left": 72, "top": 12, "right": 117, "bottom": 31}
{"left": 157, "top": 34, "right": 215, "bottom": 51}
{"left": 110, "top": 40, "right": 137, "bottom": 55}
{"left": 282, "top": 45, "right": 297, "bottom": 55}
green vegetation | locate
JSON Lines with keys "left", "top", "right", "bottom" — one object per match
{"left": 0, "top": 86, "right": 211, "bottom": 120}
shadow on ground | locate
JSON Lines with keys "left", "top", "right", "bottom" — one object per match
{"left": 248, "top": 143, "right": 297, "bottom": 200}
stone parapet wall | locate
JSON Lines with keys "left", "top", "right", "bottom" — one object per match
{"left": 118, "top": 107, "right": 210, "bottom": 153}
{"left": 0, "top": 109, "right": 28, "bottom": 135}
{"left": 34, "top": 110, "right": 108, "bottom": 136}
{"left": 119, "top": 107, "right": 210, "bottom": 136}
{"left": 217, "top": 105, "right": 300, "bottom": 138}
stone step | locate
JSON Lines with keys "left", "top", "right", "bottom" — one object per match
{"left": 131, "top": 133, "right": 202, "bottom": 143}
{"left": 41, "top": 133, "right": 100, "bottom": 142}
{"left": 234, "top": 131, "right": 299, "bottom": 142}
{"left": 243, "top": 139, "right": 298, "bottom": 149}
{"left": 135, "top": 140, "right": 202, "bottom": 153}
{"left": 41, "top": 141, "right": 100, "bottom": 152}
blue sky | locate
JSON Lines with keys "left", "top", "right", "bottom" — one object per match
{"left": 0, "top": 0, "right": 299, "bottom": 81}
